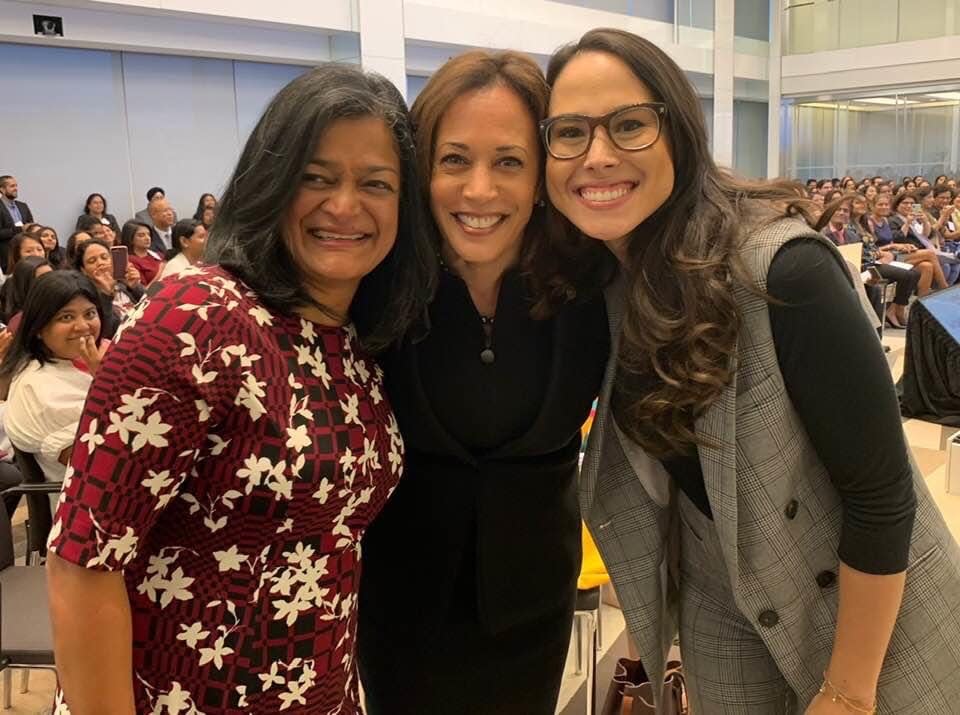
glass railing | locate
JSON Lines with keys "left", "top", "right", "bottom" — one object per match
{"left": 784, "top": 0, "right": 960, "bottom": 55}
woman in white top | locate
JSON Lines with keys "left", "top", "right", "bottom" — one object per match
{"left": 0, "top": 271, "right": 103, "bottom": 482}
{"left": 158, "top": 218, "right": 207, "bottom": 280}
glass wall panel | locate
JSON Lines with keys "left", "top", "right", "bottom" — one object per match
{"left": 734, "top": 100, "right": 769, "bottom": 178}
{"left": 782, "top": 88, "right": 960, "bottom": 179}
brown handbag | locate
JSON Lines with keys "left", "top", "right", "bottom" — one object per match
{"left": 600, "top": 658, "right": 688, "bottom": 715}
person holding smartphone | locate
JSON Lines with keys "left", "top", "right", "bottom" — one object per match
{"left": 888, "top": 193, "right": 951, "bottom": 289}
{"left": 72, "top": 238, "right": 143, "bottom": 339}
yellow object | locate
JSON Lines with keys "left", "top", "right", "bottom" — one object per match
{"left": 578, "top": 523, "right": 611, "bottom": 590}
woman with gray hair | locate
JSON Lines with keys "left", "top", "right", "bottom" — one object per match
{"left": 45, "top": 64, "right": 435, "bottom": 714}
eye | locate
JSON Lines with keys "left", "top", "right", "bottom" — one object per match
{"left": 303, "top": 173, "right": 334, "bottom": 186}
{"left": 84, "top": 309, "right": 99, "bottom": 320}
{"left": 438, "top": 153, "right": 468, "bottom": 167}
{"left": 613, "top": 119, "right": 647, "bottom": 133}
{"left": 364, "top": 179, "right": 396, "bottom": 193}
{"left": 57, "top": 313, "right": 74, "bottom": 323}
{"left": 497, "top": 156, "right": 523, "bottom": 168}
{"left": 553, "top": 125, "right": 586, "bottom": 140}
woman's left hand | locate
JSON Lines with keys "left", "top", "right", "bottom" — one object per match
{"left": 125, "top": 264, "right": 141, "bottom": 286}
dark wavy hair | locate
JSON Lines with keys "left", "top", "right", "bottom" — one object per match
{"left": 4, "top": 255, "right": 50, "bottom": 322}
{"left": 193, "top": 193, "right": 216, "bottom": 221}
{"left": 83, "top": 193, "right": 107, "bottom": 214}
{"left": 411, "top": 50, "right": 612, "bottom": 316}
{"left": 0, "top": 270, "right": 104, "bottom": 381}
{"left": 205, "top": 63, "right": 436, "bottom": 354}
{"left": 547, "top": 28, "right": 807, "bottom": 457}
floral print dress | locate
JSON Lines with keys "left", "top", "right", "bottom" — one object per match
{"left": 48, "top": 265, "right": 403, "bottom": 714}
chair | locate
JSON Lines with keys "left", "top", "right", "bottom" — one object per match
{"left": 11, "top": 448, "right": 55, "bottom": 565}
{"left": 0, "top": 482, "right": 60, "bottom": 709}
{"left": 574, "top": 525, "right": 612, "bottom": 715}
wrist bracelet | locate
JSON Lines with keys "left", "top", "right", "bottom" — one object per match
{"left": 819, "top": 672, "right": 877, "bottom": 714}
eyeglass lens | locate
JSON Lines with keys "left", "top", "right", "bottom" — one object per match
{"left": 546, "top": 105, "right": 661, "bottom": 158}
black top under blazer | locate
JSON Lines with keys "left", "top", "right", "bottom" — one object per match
{"left": 359, "top": 270, "right": 609, "bottom": 636}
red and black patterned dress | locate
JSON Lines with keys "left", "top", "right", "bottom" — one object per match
{"left": 48, "top": 265, "right": 403, "bottom": 714}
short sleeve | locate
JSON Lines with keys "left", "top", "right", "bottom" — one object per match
{"left": 48, "top": 272, "right": 246, "bottom": 570}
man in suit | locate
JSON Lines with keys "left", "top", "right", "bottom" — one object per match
{"left": 0, "top": 175, "right": 35, "bottom": 272}
{"left": 134, "top": 187, "right": 165, "bottom": 227}
{"left": 147, "top": 198, "right": 175, "bottom": 255}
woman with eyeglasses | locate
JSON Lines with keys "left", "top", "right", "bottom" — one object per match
{"left": 357, "top": 51, "right": 609, "bottom": 715}
{"left": 543, "top": 28, "right": 960, "bottom": 715}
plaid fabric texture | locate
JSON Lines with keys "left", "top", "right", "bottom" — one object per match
{"left": 582, "top": 218, "right": 960, "bottom": 714}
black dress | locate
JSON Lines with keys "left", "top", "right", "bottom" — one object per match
{"left": 358, "top": 268, "right": 608, "bottom": 715}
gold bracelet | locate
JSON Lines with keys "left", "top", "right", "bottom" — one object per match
{"left": 819, "top": 672, "right": 877, "bottom": 714}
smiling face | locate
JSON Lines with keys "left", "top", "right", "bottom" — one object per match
{"left": 39, "top": 229, "right": 57, "bottom": 252}
{"left": 429, "top": 84, "right": 539, "bottom": 272}
{"left": 864, "top": 185, "right": 877, "bottom": 202}
{"left": 20, "top": 237, "right": 45, "bottom": 261}
{"left": 874, "top": 195, "right": 891, "bottom": 217}
{"left": 282, "top": 116, "right": 400, "bottom": 311}
{"left": 39, "top": 295, "right": 101, "bottom": 361}
{"left": 545, "top": 51, "right": 674, "bottom": 259}
{"left": 81, "top": 243, "right": 112, "bottom": 281}
{"left": 88, "top": 195, "right": 105, "bottom": 215}
{"left": 897, "top": 196, "right": 915, "bottom": 217}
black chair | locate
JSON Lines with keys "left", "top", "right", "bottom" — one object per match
{"left": 0, "top": 482, "right": 60, "bottom": 709}
{"left": 11, "top": 448, "right": 55, "bottom": 565}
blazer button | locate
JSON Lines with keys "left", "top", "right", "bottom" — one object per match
{"left": 816, "top": 570, "right": 837, "bottom": 588}
{"left": 758, "top": 610, "right": 779, "bottom": 628}
{"left": 784, "top": 500, "right": 799, "bottom": 520}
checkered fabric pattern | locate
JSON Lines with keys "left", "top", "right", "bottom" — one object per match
{"left": 581, "top": 218, "right": 960, "bottom": 714}
{"left": 49, "top": 265, "right": 402, "bottom": 714}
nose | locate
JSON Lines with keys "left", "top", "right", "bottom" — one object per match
{"left": 462, "top": 166, "right": 497, "bottom": 204}
{"left": 582, "top": 127, "right": 620, "bottom": 171}
{"left": 322, "top": 185, "right": 362, "bottom": 221}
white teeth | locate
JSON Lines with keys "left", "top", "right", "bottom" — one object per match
{"left": 456, "top": 214, "right": 502, "bottom": 229}
{"left": 309, "top": 230, "right": 365, "bottom": 240}
{"left": 580, "top": 186, "right": 631, "bottom": 202}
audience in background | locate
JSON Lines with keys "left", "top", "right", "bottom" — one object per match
{"left": 0, "top": 176, "right": 33, "bottom": 272}
{"left": 120, "top": 220, "right": 163, "bottom": 285}
{"left": 3, "top": 256, "right": 53, "bottom": 333}
{"left": 72, "top": 239, "right": 143, "bottom": 340}
{"left": 37, "top": 226, "right": 65, "bottom": 268}
{"left": 147, "top": 198, "right": 175, "bottom": 253}
{"left": 0, "top": 271, "right": 103, "bottom": 483}
{"left": 75, "top": 193, "right": 121, "bottom": 235}
{"left": 889, "top": 193, "right": 952, "bottom": 289}
{"left": 193, "top": 192, "right": 217, "bottom": 221}
{"left": 7, "top": 233, "right": 46, "bottom": 276}
{"left": 75, "top": 215, "right": 109, "bottom": 244}
{"left": 158, "top": 218, "right": 207, "bottom": 280}
{"left": 133, "top": 186, "right": 166, "bottom": 227}
{"left": 64, "top": 231, "right": 92, "bottom": 267}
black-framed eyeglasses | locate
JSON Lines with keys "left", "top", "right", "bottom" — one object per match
{"left": 539, "top": 103, "right": 667, "bottom": 160}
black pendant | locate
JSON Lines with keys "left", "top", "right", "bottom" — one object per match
{"left": 480, "top": 348, "right": 495, "bottom": 364}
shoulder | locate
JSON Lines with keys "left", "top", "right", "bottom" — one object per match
{"left": 119, "top": 265, "right": 269, "bottom": 345}
{"left": 736, "top": 217, "right": 826, "bottom": 284}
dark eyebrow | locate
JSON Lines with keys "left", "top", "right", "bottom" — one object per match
{"left": 306, "top": 159, "right": 399, "bottom": 177}
{"left": 437, "top": 142, "right": 528, "bottom": 154}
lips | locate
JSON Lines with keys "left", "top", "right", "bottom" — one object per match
{"left": 454, "top": 213, "right": 506, "bottom": 230}
{"left": 576, "top": 182, "right": 637, "bottom": 203}
{"left": 307, "top": 229, "right": 370, "bottom": 242}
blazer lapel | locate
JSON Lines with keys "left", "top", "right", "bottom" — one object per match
{"left": 694, "top": 348, "right": 740, "bottom": 589}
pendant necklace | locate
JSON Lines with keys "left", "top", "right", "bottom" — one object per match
{"left": 479, "top": 314, "right": 495, "bottom": 364}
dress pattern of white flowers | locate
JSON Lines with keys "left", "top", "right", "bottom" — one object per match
{"left": 48, "top": 266, "right": 403, "bottom": 714}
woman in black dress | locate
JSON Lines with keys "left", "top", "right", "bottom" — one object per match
{"left": 357, "top": 51, "right": 612, "bottom": 714}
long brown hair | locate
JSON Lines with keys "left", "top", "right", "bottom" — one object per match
{"left": 411, "top": 50, "right": 612, "bottom": 316}
{"left": 547, "top": 29, "right": 807, "bottom": 457}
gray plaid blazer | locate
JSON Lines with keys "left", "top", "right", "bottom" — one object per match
{"left": 582, "top": 218, "right": 960, "bottom": 713}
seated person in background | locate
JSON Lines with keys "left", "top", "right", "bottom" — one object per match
{"left": 64, "top": 231, "right": 92, "bottom": 267}
{"left": 817, "top": 199, "right": 858, "bottom": 245}
{"left": 157, "top": 218, "right": 207, "bottom": 280}
{"left": 941, "top": 192, "right": 960, "bottom": 242}
{"left": 3, "top": 256, "right": 52, "bottom": 332}
{"left": 73, "top": 239, "right": 143, "bottom": 339}
{"left": 75, "top": 214, "right": 110, "bottom": 245}
{"left": 120, "top": 220, "right": 163, "bottom": 285}
{"left": 133, "top": 186, "right": 173, "bottom": 227}
{"left": 75, "top": 193, "right": 121, "bottom": 235}
{"left": 6, "top": 232, "right": 45, "bottom": 274}
{"left": 193, "top": 192, "right": 217, "bottom": 222}
{"left": 147, "top": 198, "right": 176, "bottom": 254}
{"left": 888, "top": 193, "right": 950, "bottom": 291}
{"left": 37, "top": 226, "right": 66, "bottom": 268}
{"left": 847, "top": 195, "right": 921, "bottom": 328}
{"left": 0, "top": 271, "right": 104, "bottom": 482}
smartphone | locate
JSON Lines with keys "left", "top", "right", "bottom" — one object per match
{"left": 912, "top": 204, "right": 923, "bottom": 216}
{"left": 111, "top": 245, "right": 129, "bottom": 281}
